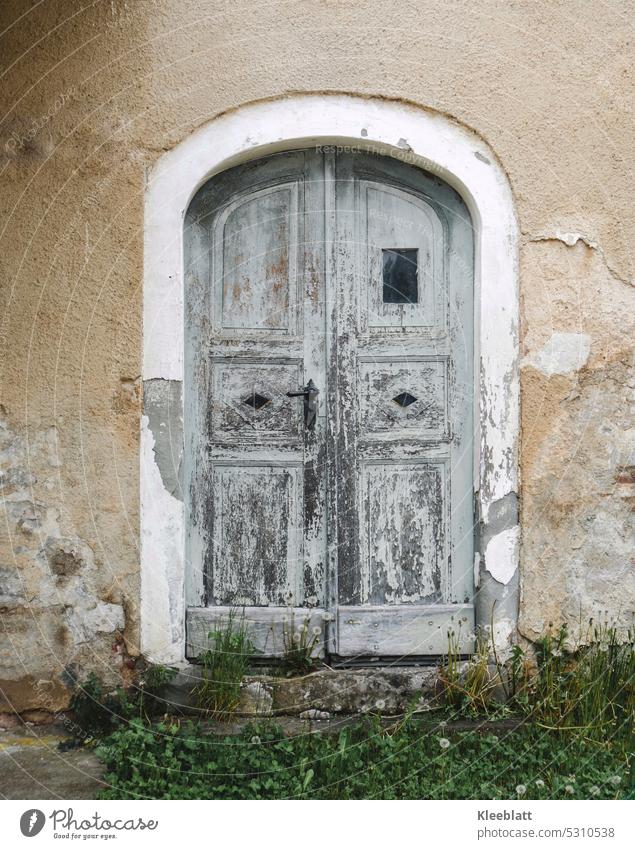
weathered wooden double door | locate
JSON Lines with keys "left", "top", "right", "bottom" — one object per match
{"left": 185, "top": 148, "right": 474, "bottom": 659}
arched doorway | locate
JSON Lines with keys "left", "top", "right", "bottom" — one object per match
{"left": 140, "top": 94, "right": 519, "bottom": 666}
{"left": 183, "top": 147, "right": 475, "bottom": 659}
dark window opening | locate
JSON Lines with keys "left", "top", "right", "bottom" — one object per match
{"left": 382, "top": 248, "right": 418, "bottom": 304}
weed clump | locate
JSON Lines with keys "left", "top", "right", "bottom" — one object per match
{"left": 194, "top": 611, "right": 255, "bottom": 719}
{"left": 280, "top": 611, "right": 322, "bottom": 676}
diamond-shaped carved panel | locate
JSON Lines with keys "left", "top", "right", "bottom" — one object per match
{"left": 242, "top": 392, "right": 271, "bottom": 410}
{"left": 212, "top": 363, "right": 302, "bottom": 439}
{"left": 392, "top": 391, "right": 418, "bottom": 408}
{"left": 359, "top": 357, "right": 449, "bottom": 439}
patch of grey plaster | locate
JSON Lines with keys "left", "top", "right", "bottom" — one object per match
{"left": 476, "top": 568, "right": 519, "bottom": 657}
{"left": 524, "top": 332, "right": 591, "bottom": 376}
{"left": 37, "top": 535, "right": 127, "bottom": 644}
{"left": 474, "top": 150, "right": 490, "bottom": 164}
{"left": 478, "top": 491, "right": 518, "bottom": 555}
{"left": 0, "top": 468, "right": 36, "bottom": 492}
{"left": 482, "top": 492, "right": 518, "bottom": 539}
{"left": 1, "top": 416, "right": 64, "bottom": 546}
{"left": 397, "top": 137, "right": 411, "bottom": 150}
{"left": 68, "top": 601, "right": 125, "bottom": 644}
{"left": 0, "top": 568, "right": 26, "bottom": 605}
{"left": 476, "top": 489, "right": 519, "bottom": 651}
{"left": 143, "top": 379, "right": 183, "bottom": 500}
{"left": 360, "top": 127, "right": 368, "bottom": 137}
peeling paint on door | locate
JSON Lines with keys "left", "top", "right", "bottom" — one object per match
{"left": 184, "top": 148, "right": 475, "bottom": 658}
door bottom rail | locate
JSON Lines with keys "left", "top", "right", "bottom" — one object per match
{"left": 185, "top": 604, "right": 474, "bottom": 660}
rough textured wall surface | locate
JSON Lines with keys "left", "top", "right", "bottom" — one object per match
{"left": 0, "top": 0, "right": 633, "bottom": 712}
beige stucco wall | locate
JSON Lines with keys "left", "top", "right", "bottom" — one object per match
{"left": 1, "top": 0, "right": 633, "bottom": 713}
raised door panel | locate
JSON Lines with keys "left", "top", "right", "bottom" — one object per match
{"left": 358, "top": 357, "right": 449, "bottom": 442}
{"left": 209, "top": 465, "right": 302, "bottom": 606}
{"left": 212, "top": 182, "right": 302, "bottom": 336}
{"left": 358, "top": 181, "right": 446, "bottom": 334}
{"left": 358, "top": 462, "right": 447, "bottom": 605}
{"left": 210, "top": 361, "right": 303, "bottom": 442}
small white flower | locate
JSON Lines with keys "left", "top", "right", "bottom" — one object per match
{"left": 374, "top": 698, "right": 386, "bottom": 710}
{"left": 609, "top": 775, "right": 621, "bottom": 787}
{"left": 589, "top": 785, "right": 600, "bottom": 796}
{"left": 438, "top": 720, "right": 448, "bottom": 729}
{"left": 250, "top": 735, "right": 261, "bottom": 745}
{"left": 516, "top": 784, "right": 526, "bottom": 796}
{"left": 438, "top": 737, "right": 451, "bottom": 750}
{"left": 312, "top": 626, "right": 322, "bottom": 636}
{"left": 294, "top": 632, "right": 302, "bottom": 641}
{"left": 565, "top": 784, "right": 575, "bottom": 795}
{"left": 306, "top": 595, "right": 318, "bottom": 606}
{"left": 535, "top": 779, "right": 545, "bottom": 789}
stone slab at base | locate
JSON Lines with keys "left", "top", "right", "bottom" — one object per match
{"left": 162, "top": 665, "right": 446, "bottom": 718}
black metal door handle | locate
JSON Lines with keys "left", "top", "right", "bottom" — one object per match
{"left": 286, "top": 379, "right": 319, "bottom": 429}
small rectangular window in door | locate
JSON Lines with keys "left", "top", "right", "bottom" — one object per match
{"left": 382, "top": 248, "right": 418, "bottom": 304}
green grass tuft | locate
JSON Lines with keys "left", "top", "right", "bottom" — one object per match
{"left": 193, "top": 611, "right": 255, "bottom": 720}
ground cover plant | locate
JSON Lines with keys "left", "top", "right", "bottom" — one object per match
{"left": 95, "top": 715, "right": 632, "bottom": 800}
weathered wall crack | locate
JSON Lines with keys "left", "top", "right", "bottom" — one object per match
{"left": 527, "top": 232, "right": 634, "bottom": 288}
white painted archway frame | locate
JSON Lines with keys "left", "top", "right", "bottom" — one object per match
{"left": 141, "top": 94, "right": 520, "bottom": 664}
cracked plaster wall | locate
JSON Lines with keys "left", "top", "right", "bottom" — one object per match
{"left": 519, "top": 237, "right": 634, "bottom": 641}
{"left": 1, "top": 0, "right": 634, "bottom": 711}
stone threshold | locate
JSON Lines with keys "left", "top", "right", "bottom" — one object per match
{"left": 0, "top": 663, "right": 483, "bottom": 729}
{"left": 162, "top": 663, "right": 453, "bottom": 718}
